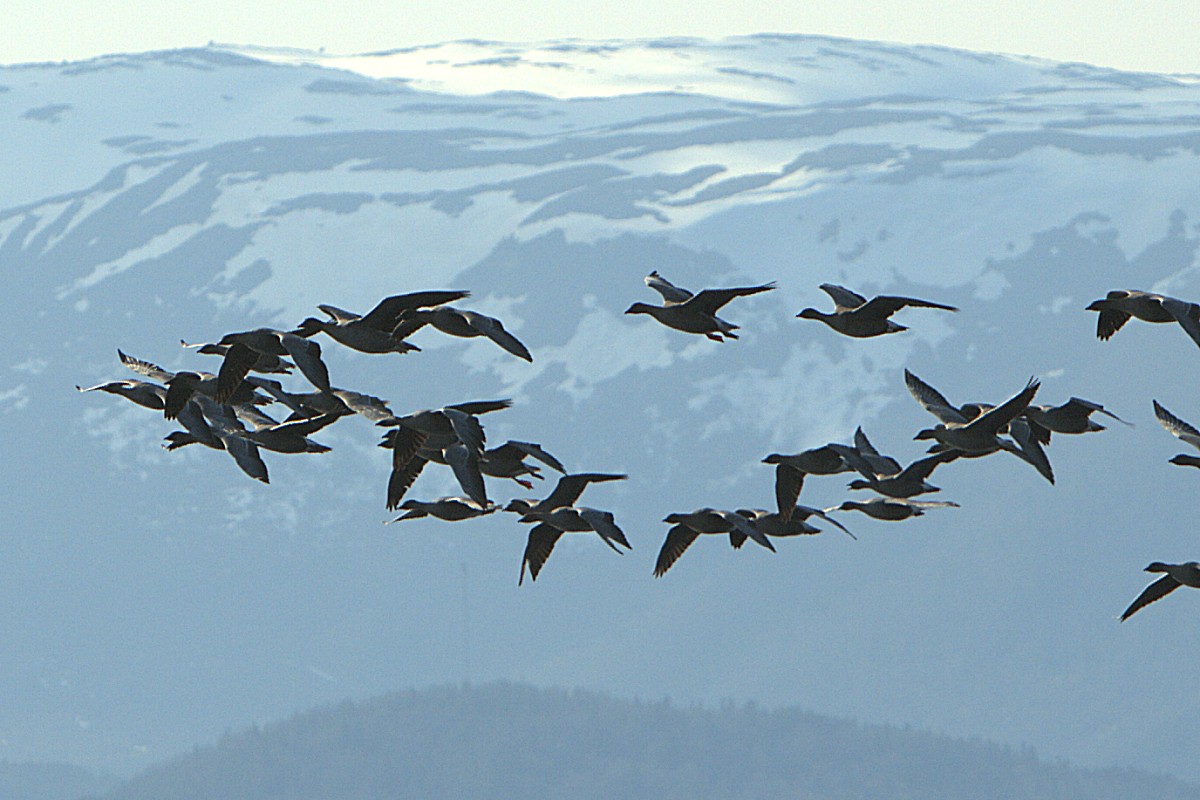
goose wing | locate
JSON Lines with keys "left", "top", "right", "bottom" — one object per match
{"left": 360, "top": 290, "right": 471, "bottom": 331}
{"left": 459, "top": 310, "right": 533, "bottom": 362}
{"left": 280, "top": 334, "right": 332, "bottom": 395}
{"left": 538, "top": 472, "right": 627, "bottom": 511}
{"left": 1120, "top": 574, "right": 1181, "bottom": 621}
{"left": 578, "top": 507, "right": 631, "bottom": 551}
{"left": 118, "top": 349, "right": 175, "bottom": 383}
{"left": 653, "top": 524, "right": 700, "bottom": 578}
{"left": 1153, "top": 400, "right": 1200, "bottom": 451}
{"left": 520, "top": 523, "right": 564, "bottom": 585}
{"left": 445, "top": 442, "right": 488, "bottom": 507}
{"left": 493, "top": 440, "right": 566, "bottom": 473}
{"left": 818, "top": 284, "right": 867, "bottom": 311}
{"left": 684, "top": 282, "right": 776, "bottom": 315}
{"left": 1160, "top": 296, "right": 1200, "bottom": 349}
{"left": 644, "top": 271, "right": 693, "bottom": 304}
{"left": 904, "top": 369, "right": 969, "bottom": 424}
{"left": 859, "top": 294, "right": 957, "bottom": 317}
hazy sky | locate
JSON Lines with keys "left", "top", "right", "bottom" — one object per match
{"left": 6, "top": 1, "right": 1198, "bottom": 74}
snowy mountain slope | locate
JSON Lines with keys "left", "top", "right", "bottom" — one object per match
{"left": 2, "top": 35, "right": 1199, "bottom": 780}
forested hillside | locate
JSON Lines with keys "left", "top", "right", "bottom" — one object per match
{"left": 91, "top": 683, "right": 1196, "bottom": 800}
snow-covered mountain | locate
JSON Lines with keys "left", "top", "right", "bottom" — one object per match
{"left": 3, "top": 35, "right": 1199, "bottom": 779}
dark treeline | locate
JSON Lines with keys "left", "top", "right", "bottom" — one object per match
{"left": 83, "top": 682, "right": 1195, "bottom": 800}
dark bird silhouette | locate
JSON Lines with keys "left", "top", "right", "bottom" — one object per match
{"left": 386, "top": 497, "right": 499, "bottom": 523}
{"left": 1086, "top": 290, "right": 1200, "bottom": 348}
{"left": 517, "top": 506, "right": 631, "bottom": 585}
{"left": 653, "top": 508, "right": 775, "bottom": 578}
{"left": 829, "top": 498, "right": 959, "bottom": 522}
{"left": 761, "top": 446, "right": 851, "bottom": 520}
{"left": 625, "top": 271, "right": 776, "bottom": 341}
{"left": 1120, "top": 562, "right": 1200, "bottom": 621}
{"left": 797, "top": 284, "right": 956, "bottom": 338}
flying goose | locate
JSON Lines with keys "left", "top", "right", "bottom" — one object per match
{"left": 1120, "top": 561, "right": 1200, "bottom": 621}
{"left": 735, "top": 506, "right": 857, "bottom": 541}
{"left": 625, "top": 271, "right": 776, "bottom": 341}
{"left": 209, "top": 328, "right": 332, "bottom": 404}
{"left": 379, "top": 400, "right": 513, "bottom": 509}
{"left": 829, "top": 498, "right": 959, "bottom": 521}
{"left": 797, "top": 284, "right": 956, "bottom": 338}
{"left": 1086, "top": 290, "right": 1200, "bottom": 348}
{"left": 909, "top": 372, "right": 1052, "bottom": 483}
{"left": 386, "top": 497, "right": 499, "bottom": 523}
{"left": 76, "top": 379, "right": 167, "bottom": 412}
{"left": 761, "top": 446, "right": 852, "bottom": 520}
{"left": 653, "top": 508, "right": 775, "bottom": 578}
{"left": 295, "top": 290, "right": 468, "bottom": 355}
{"left": 517, "top": 506, "right": 632, "bottom": 585}
{"left": 503, "top": 472, "right": 627, "bottom": 516}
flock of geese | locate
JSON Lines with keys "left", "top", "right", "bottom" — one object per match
{"left": 77, "top": 279, "right": 1200, "bottom": 617}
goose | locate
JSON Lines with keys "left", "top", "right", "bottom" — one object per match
{"left": 1120, "top": 562, "right": 1200, "bottom": 621}
{"left": 230, "top": 411, "right": 340, "bottom": 454}
{"left": 735, "top": 506, "right": 857, "bottom": 541}
{"left": 114, "top": 349, "right": 267, "bottom": 419}
{"left": 517, "top": 506, "right": 631, "bottom": 585}
{"left": 291, "top": 290, "right": 474, "bottom": 356}
{"left": 844, "top": 451, "right": 956, "bottom": 499}
{"left": 386, "top": 497, "right": 498, "bottom": 523}
{"left": 1152, "top": 400, "right": 1200, "bottom": 468}
{"left": 625, "top": 271, "right": 776, "bottom": 341}
{"left": 1086, "top": 290, "right": 1200, "bottom": 348}
{"left": 761, "top": 446, "right": 851, "bottom": 520}
{"left": 316, "top": 290, "right": 470, "bottom": 335}
{"left": 905, "top": 369, "right": 1053, "bottom": 482}
{"left": 378, "top": 400, "right": 512, "bottom": 509}
{"left": 797, "top": 284, "right": 956, "bottom": 338}
{"left": 477, "top": 440, "right": 566, "bottom": 489}
{"left": 293, "top": 290, "right": 469, "bottom": 355}
{"left": 75, "top": 379, "right": 166, "bottom": 412}
{"left": 209, "top": 328, "right": 332, "bottom": 404}
{"left": 910, "top": 375, "right": 1052, "bottom": 484}
{"left": 912, "top": 376, "right": 1040, "bottom": 455}
{"left": 293, "top": 315, "right": 420, "bottom": 355}
{"left": 653, "top": 508, "right": 775, "bottom": 578}
{"left": 829, "top": 498, "right": 959, "bottom": 522}
{"left": 393, "top": 306, "right": 532, "bottom": 362}
{"left": 1023, "top": 397, "right": 1130, "bottom": 444}
{"left": 503, "top": 472, "right": 627, "bottom": 516}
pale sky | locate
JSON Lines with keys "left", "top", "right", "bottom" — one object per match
{"left": 4, "top": 0, "right": 1198, "bottom": 74}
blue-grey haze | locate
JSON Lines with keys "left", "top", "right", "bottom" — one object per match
{"left": 0, "top": 36, "right": 1198, "bottom": 782}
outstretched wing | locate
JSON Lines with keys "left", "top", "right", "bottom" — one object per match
{"left": 539, "top": 472, "right": 627, "bottom": 511}
{"left": 653, "top": 524, "right": 700, "bottom": 578}
{"left": 859, "top": 294, "right": 957, "bottom": 317}
{"left": 818, "top": 284, "right": 868, "bottom": 311}
{"left": 684, "top": 282, "right": 776, "bottom": 315}
{"left": 644, "top": 271, "right": 693, "bottom": 304}
{"left": 904, "top": 369, "right": 968, "bottom": 424}
{"left": 520, "top": 524, "right": 564, "bottom": 585}
{"left": 1120, "top": 574, "right": 1180, "bottom": 621}
{"left": 360, "top": 290, "right": 471, "bottom": 331}
{"left": 1153, "top": 400, "right": 1200, "bottom": 451}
